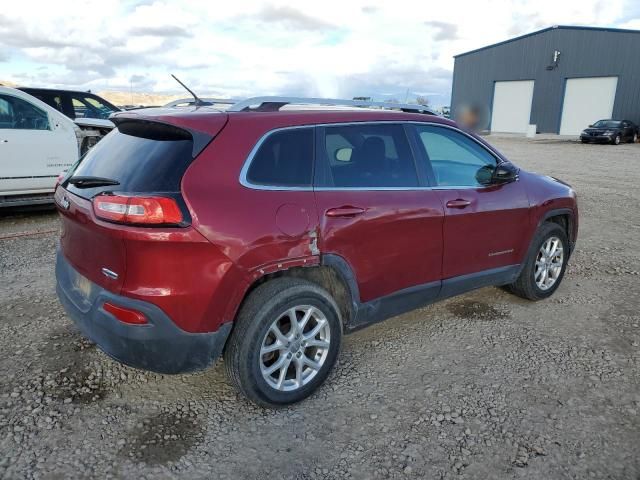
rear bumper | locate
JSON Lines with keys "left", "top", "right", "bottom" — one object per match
{"left": 55, "top": 250, "right": 231, "bottom": 374}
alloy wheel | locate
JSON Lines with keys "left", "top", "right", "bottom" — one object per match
{"left": 534, "top": 236, "right": 564, "bottom": 291}
{"left": 259, "top": 305, "right": 331, "bottom": 392}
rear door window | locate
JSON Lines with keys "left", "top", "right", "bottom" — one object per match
{"left": 319, "top": 123, "right": 418, "bottom": 188}
{"left": 246, "top": 128, "right": 313, "bottom": 187}
{"left": 27, "top": 92, "right": 64, "bottom": 114}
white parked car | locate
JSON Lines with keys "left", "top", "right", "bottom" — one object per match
{"left": 0, "top": 86, "right": 82, "bottom": 207}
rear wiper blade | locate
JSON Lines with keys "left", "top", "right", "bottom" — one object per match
{"left": 68, "top": 176, "right": 120, "bottom": 188}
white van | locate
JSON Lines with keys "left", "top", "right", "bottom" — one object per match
{"left": 0, "top": 86, "right": 81, "bottom": 207}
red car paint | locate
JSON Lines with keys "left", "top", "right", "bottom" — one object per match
{"left": 314, "top": 189, "right": 443, "bottom": 302}
{"left": 56, "top": 108, "right": 578, "bottom": 339}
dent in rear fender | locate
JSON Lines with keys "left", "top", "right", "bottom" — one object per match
{"left": 218, "top": 255, "right": 321, "bottom": 328}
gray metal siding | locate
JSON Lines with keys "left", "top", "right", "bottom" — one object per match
{"left": 451, "top": 28, "right": 640, "bottom": 133}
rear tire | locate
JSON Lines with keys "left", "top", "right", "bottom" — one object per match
{"left": 507, "top": 222, "right": 569, "bottom": 301}
{"left": 224, "top": 278, "right": 342, "bottom": 407}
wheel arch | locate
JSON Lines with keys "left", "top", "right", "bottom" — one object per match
{"left": 238, "top": 254, "right": 359, "bottom": 331}
{"left": 520, "top": 208, "right": 577, "bottom": 278}
{"left": 540, "top": 208, "right": 575, "bottom": 245}
{"left": 521, "top": 208, "right": 576, "bottom": 272}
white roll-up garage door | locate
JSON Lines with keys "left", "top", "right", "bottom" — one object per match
{"left": 490, "top": 80, "right": 535, "bottom": 133}
{"left": 559, "top": 77, "right": 618, "bottom": 136}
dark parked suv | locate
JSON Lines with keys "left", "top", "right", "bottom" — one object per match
{"left": 55, "top": 97, "right": 578, "bottom": 407}
{"left": 19, "top": 87, "right": 120, "bottom": 122}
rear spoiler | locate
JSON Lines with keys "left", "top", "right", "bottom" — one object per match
{"left": 110, "top": 117, "right": 214, "bottom": 158}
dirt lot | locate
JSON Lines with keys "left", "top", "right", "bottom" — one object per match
{"left": 1, "top": 136, "right": 639, "bottom": 479}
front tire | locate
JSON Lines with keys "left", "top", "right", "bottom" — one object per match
{"left": 613, "top": 134, "right": 621, "bottom": 145}
{"left": 224, "top": 278, "right": 342, "bottom": 407}
{"left": 507, "top": 222, "right": 569, "bottom": 301}
{"left": 631, "top": 133, "right": 638, "bottom": 144}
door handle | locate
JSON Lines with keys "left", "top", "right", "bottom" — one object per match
{"left": 446, "top": 199, "right": 471, "bottom": 209}
{"left": 325, "top": 206, "right": 366, "bottom": 218}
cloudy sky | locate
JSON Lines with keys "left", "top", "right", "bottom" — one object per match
{"left": 0, "top": 0, "right": 638, "bottom": 106}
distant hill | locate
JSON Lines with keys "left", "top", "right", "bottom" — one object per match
{"left": 0, "top": 81, "right": 183, "bottom": 107}
{"left": 98, "top": 90, "right": 184, "bottom": 108}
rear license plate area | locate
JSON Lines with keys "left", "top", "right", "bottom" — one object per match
{"left": 72, "top": 270, "right": 93, "bottom": 300}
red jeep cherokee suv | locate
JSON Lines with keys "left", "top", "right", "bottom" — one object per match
{"left": 55, "top": 98, "right": 578, "bottom": 407}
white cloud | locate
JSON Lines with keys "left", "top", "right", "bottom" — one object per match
{"left": 0, "top": 0, "right": 636, "bottom": 106}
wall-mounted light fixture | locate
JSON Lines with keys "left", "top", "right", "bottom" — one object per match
{"left": 546, "top": 50, "right": 561, "bottom": 70}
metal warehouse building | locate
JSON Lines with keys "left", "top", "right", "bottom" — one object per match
{"left": 451, "top": 26, "right": 640, "bottom": 135}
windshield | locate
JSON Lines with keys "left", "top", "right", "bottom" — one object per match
{"left": 592, "top": 120, "right": 621, "bottom": 128}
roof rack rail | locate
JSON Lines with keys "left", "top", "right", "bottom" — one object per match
{"left": 164, "top": 97, "right": 238, "bottom": 108}
{"left": 227, "top": 96, "right": 438, "bottom": 115}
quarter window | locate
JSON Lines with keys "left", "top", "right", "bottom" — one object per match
{"left": 415, "top": 125, "right": 497, "bottom": 187}
{"left": 0, "top": 94, "right": 50, "bottom": 130}
{"left": 246, "top": 128, "right": 314, "bottom": 187}
{"left": 321, "top": 124, "right": 418, "bottom": 188}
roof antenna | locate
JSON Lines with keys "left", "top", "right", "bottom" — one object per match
{"left": 171, "top": 74, "right": 206, "bottom": 107}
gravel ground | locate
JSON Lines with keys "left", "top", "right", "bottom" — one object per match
{"left": 1, "top": 136, "right": 639, "bottom": 479}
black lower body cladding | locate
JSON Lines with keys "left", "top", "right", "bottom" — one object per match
{"left": 55, "top": 250, "right": 231, "bottom": 374}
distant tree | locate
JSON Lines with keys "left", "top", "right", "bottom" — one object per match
{"left": 415, "top": 95, "right": 430, "bottom": 106}
{"left": 352, "top": 96, "right": 371, "bottom": 101}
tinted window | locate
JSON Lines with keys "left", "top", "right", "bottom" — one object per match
{"left": 70, "top": 94, "right": 116, "bottom": 120}
{"left": 0, "top": 94, "right": 50, "bottom": 130}
{"left": 322, "top": 124, "right": 418, "bottom": 188}
{"left": 415, "top": 125, "right": 497, "bottom": 187}
{"left": 66, "top": 126, "right": 193, "bottom": 199}
{"left": 71, "top": 97, "right": 90, "bottom": 119}
{"left": 25, "top": 92, "right": 63, "bottom": 113}
{"left": 246, "top": 128, "right": 313, "bottom": 187}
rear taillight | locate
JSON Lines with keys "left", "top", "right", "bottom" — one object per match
{"left": 103, "top": 302, "right": 148, "bottom": 325}
{"left": 93, "top": 195, "right": 183, "bottom": 225}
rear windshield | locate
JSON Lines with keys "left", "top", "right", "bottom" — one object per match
{"left": 65, "top": 124, "right": 194, "bottom": 199}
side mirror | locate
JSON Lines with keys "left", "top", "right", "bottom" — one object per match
{"left": 475, "top": 165, "right": 494, "bottom": 185}
{"left": 588, "top": 124, "right": 593, "bottom": 128}
{"left": 491, "top": 163, "right": 519, "bottom": 184}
